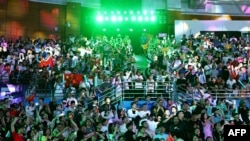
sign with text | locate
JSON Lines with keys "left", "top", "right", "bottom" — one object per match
{"left": 224, "top": 125, "right": 250, "bottom": 140}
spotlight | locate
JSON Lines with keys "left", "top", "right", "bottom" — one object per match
{"left": 131, "top": 16, "right": 136, "bottom": 21}
{"left": 117, "top": 16, "right": 123, "bottom": 21}
{"left": 96, "top": 15, "right": 103, "bottom": 22}
{"left": 138, "top": 16, "right": 143, "bottom": 21}
{"left": 150, "top": 16, "right": 156, "bottom": 21}
{"left": 111, "top": 16, "right": 117, "bottom": 22}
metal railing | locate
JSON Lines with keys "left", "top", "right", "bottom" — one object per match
{"left": 24, "top": 80, "right": 250, "bottom": 107}
{"left": 25, "top": 83, "right": 118, "bottom": 106}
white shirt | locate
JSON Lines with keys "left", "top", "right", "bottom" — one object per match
{"left": 127, "top": 109, "right": 139, "bottom": 119}
{"left": 66, "top": 97, "right": 78, "bottom": 105}
{"left": 133, "top": 75, "right": 143, "bottom": 89}
{"left": 138, "top": 110, "right": 151, "bottom": 118}
{"left": 226, "top": 79, "right": 236, "bottom": 89}
{"left": 147, "top": 119, "right": 158, "bottom": 133}
{"left": 204, "top": 64, "right": 212, "bottom": 75}
{"left": 101, "top": 125, "right": 108, "bottom": 133}
{"left": 119, "top": 123, "right": 127, "bottom": 134}
{"left": 101, "top": 111, "right": 115, "bottom": 120}
{"left": 173, "top": 59, "right": 182, "bottom": 70}
{"left": 26, "top": 105, "right": 35, "bottom": 117}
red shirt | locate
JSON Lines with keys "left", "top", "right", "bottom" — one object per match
{"left": 12, "top": 131, "right": 24, "bottom": 141}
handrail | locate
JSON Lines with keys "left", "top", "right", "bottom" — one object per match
{"left": 24, "top": 82, "right": 117, "bottom": 106}
{"left": 24, "top": 79, "right": 250, "bottom": 108}
{"left": 0, "top": 75, "right": 34, "bottom": 85}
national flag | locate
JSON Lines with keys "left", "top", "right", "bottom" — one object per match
{"left": 64, "top": 73, "right": 83, "bottom": 87}
{"left": 39, "top": 56, "right": 54, "bottom": 68}
{"left": 72, "top": 74, "right": 83, "bottom": 87}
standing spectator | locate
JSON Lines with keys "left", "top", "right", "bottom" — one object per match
{"left": 201, "top": 113, "right": 213, "bottom": 140}
{"left": 124, "top": 121, "right": 136, "bottom": 141}
{"left": 11, "top": 117, "right": 25, "bottom": 141}
{"left": 212, "top": 108, "right": 222, "bottom": 124}
{"left": 176, "top": 73, "right": 188, "bottom": 102}
{"left": 238, "top": 101, "right": 249, "bottom": 124}
{"left": 127, "top": 102, "right": 139, "bottom": 121}
{"left": 226, "top": 76, "right": 236, "bottom": 89}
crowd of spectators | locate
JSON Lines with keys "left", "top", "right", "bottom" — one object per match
{"left": 0, "top": 32, "right": 250, "bottom": 141}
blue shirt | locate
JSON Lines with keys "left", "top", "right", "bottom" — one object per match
{"left": 213, "top": 115, "right": 222, "bottom": 124}
{"left": 144, "top": 101, "right": 154, "bottom": 110}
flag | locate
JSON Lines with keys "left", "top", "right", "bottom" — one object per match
{"left": 26, "top": 94, "right": 35, "bottom": 102}
{"left": 72, "top": 74, "right": 83, "bottom": 87}
{"left": 64, "top": 73, "right": 83, "bottom": 87}
{"left": 64, "top": 73, "right": 73, "bottom": 87}
{"left": 39, "top": 56, "right": 54, "bottom": 68}
{"left": 141, "top": 43, "right": 148, "bottom": 50}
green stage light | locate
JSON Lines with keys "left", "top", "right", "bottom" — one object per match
{"left": 143, "top": 28, "right": 147, "bottom": 32}
{"left": 117, "top": 28, "right": 120, "bottom": 32}
{"left": 129, "top": 28, "right": 133, "bottom": 32}
{"left": 103, "top": 28, "right": 106, "bottom": 32}
{"left": 117, "top": 16, "right": 123, "bottom": 21}
{"left": 138, "top": 16, "right": 143, "bottom": 21}
{"left": 96, "top": 15, "right": 103, "bottom": 22}
{"left": 105, "top": 16, "right": 109, "bottom": 21}
{"left": 95, "top": 10, "right": 155, "bottom": 23}
{"left": 150, "top": 16, "right": 156, "bottom": 22}
{"left": 131, "top": 16, "right": 136, "bottom": 21}
{"left": 111, "top": 16, "right": 117, "bottom": 22}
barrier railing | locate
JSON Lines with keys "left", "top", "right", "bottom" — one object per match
{"left": 25, "top": 83, "right": 118, "bottom": 106}
{"left": 24, "top": 81, "right": 176, "bottom": 104}
{"left": 23, "top": 80, "right": 250, "bottom": 107}
{"left": 0, "top": 75, "right": 34, "bottom": 85}
{"left": 175, "top": 87, "right": 250, "bottom": 104}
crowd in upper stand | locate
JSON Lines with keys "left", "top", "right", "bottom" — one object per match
{"left": 0, "top": 32, "right": 250, "bottom": 141}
